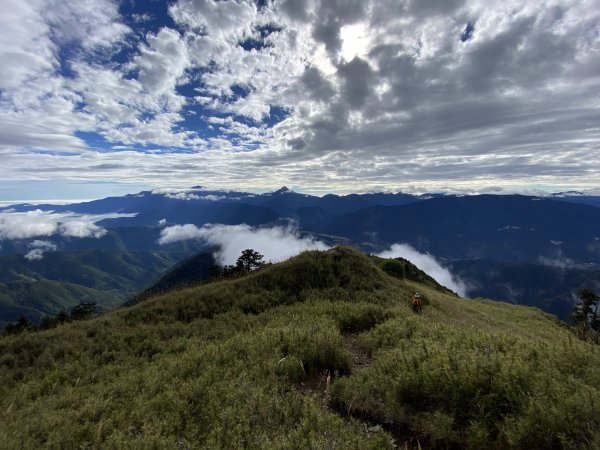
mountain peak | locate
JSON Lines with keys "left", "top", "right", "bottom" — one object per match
{"left": 274, "top": 186, "right": 292, "bottom": 194}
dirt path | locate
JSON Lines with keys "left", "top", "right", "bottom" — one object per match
{"left": 342, "top": 333, "right": 373, "bottom": 372}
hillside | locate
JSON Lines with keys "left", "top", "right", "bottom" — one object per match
{"left": 2, "top": 190, "right": 599, "bottom": 324}
{"left": 0, "top": 250, "right": 190, "bottom": 329}
{"left": 450, "top": 259, "right": 600, "bottom": 319}
{"left": 323, "top": 195, "right": 600, "bottom": 263}
{"left": 128, "top": 251, "right": 219, "bottom": 304}
{"left": 1, "top": 248, "right": 599, "bottom": 449}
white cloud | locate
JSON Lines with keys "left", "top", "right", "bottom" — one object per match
{"left": 165, "top": 192, "right": 201, "bottom": 201}
{"left": 0, "top": 210, "right": 59, "bottom": 239}
{"left": 537, "top": 254, "right": 575, "bottom": 269}
{"left": 198, "top": 195, "right": 230, "bottom": 201}
{"left": 131, "top": 27, "right": 189, "bottom": 105}
{"left": 58, "top": 220, "right": 106, "bottom": 238}
{"left": 44, "top": 0, "right": 130, "bottom": 49}
{"left": 158, "top": 223, "right": 329, "bottom": 265}
{"left": 0, "top": 210, "right": 136, "bottom": 240}
{"left": 24, "top": 239, "right": 57, "bottom": 260}
{"left": 169, "top": 0, "right": 257, "bottom": 40}
{"left": 378, "top": 243, "right": 469, "bottom": 297}
{"left": 157, "top": 223, "right": 205, "bottom": 244}
{"left": 1, "top": 0, "right": 600, "bottom": 195}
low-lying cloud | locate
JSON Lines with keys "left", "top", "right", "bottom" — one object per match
{"left": 537, "top": 254, "right": 575, "bottom": 269}
{"left": 378, "top": 243, "right": 469, "bottom": 297}
{"left": 158, "top": 223, "right": 329, "bottom": 265}
{"left": 24, "top": 240, "right": 57, "bottom": 260}
{"left": 0, "top": 209, "right": 136, "bottom": 240}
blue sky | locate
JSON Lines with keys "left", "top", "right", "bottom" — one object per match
{"left": 1, "top": 0, "right": 599, "bottom": 200}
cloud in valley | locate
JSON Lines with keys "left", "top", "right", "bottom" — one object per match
{"left": 158, "top": 223, "right": 329, "bottom": 265}
{"left": 24, "top": 240, "right": 57, "bottom": 260}
{"left": 378, "top": 243, "right": 469, "bottom": 297}
{"left": 0, "top": 210, "right": 136, "bottom": 240}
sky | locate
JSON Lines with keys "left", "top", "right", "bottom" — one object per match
{"left": 1, "top": 0, "right": 599, "bottom": 200}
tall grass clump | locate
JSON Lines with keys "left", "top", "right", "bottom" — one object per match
{"left": 332, "top": 314, "right": 600, "bottom": 449}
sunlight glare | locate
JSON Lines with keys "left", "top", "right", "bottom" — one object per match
{"left": 340, "top": 23, "right": 370, "bottom": 62}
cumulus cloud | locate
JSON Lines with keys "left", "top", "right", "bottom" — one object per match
{"left": 158, "top": 223, "right": 329, "bottom": 265}
{"left": 0, "top": 210, "right": 135, "bottom": 240}
{"left": 378, "top": 243, "right": 469, "bottom": 297}
{"left": 24, "top": 240, "right": 57, "bottom": 261}
{"left": 1, "top": 0, "right": 600, "bottom": 196}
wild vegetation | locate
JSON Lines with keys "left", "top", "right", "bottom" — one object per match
{"left": 0, "top": 249, "right": 187, "bottom": 330}
{"left": 0, "top": 247, "right": 598, "bottom": 449}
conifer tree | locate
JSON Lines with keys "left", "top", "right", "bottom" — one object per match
{"left": 571, "top": 288, "right": 599, "bottom": 332}
{"left": 236, "top": 249, "right": 265, "bottom": 272}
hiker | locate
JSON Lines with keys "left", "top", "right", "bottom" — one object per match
{"left": 412, "top": 292, "right": 422, "bottom": 313}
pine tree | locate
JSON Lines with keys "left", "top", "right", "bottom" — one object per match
{"left": 571, "top": 288, "right": 600, "bottom": 332}
{"left": 236, "top": 249, "right": 265, "bottom": 272}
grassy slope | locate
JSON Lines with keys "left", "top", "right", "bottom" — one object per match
{"left": 0, "top": 247, "right": 598, "bottom": 449}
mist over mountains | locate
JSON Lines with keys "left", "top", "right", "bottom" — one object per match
{"left": 1, "top": 186, "right": 599, "bottom": 325}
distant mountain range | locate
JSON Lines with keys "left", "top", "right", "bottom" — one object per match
{"left": 1, "top": 186, "right": 599, "bottom": 326}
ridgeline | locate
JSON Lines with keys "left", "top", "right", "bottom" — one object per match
{"left": 1, "top": 247, "right": 599, "bottom": 449}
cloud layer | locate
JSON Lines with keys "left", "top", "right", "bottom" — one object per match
{"left": 0, "top": 210, "right": 135, "bottom": 240}
{"left": 158, "top": 223, "right": 329, "bottom": 265}
{"left": 1, "top": 0, "right": 599, "bottom": 195}
{"left": 378, "top": 243, "right": 469, "bottom": 297}
{"left": 24, "top": 240, "right": 58, "bottom": 261}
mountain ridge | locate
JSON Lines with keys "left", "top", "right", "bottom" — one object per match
{"left": 1, "top": 247, "right": 598, "bottom": 449}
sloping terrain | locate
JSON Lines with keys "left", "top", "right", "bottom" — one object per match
{"left": 3, "top": 190, "right": 599, "bottom": 325}
{"left": 450, "top": 259, "right": 600, "bottom": 319}
{"left": 0, "top": 250, "right": 189, "bottom": 329}
{"left": 129, "top": 251, "right": 219, "bottom": 304}
{"left": 1, "top": 248, "right": 598, "bottom": 449}
{"left": 324, "top": 195, "right": 600, "bottom": 263}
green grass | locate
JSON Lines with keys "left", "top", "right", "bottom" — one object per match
{"left": 0, "top": 247, "right": 598, "bottom": 449}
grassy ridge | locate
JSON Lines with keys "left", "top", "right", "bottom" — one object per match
{"left": 1, "top": 247, "right": 599, "bottom": 449}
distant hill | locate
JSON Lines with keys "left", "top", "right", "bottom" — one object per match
{"left": 129, "top": 251, "right": 219, "bottom": 304}
{"left": 323, "top": 195, "right": 600, "bottom": 264}
{"left": 1, "top": 247, "right": 598, "bottom": 449}
{"left": 3, "top": 187, "right": 425, "bottom": 231}
{"left": 0, "top": 250, "right": 191, "bottom": 329}
{"left": 2, "top": 188, "right": 600, "bottom": 322}
{"left": 450, "top": 259, "right": 600, "bottom": 319}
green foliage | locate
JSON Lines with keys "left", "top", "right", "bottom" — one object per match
{"left": 3, "top": 315, "right": 33, "bottom": 335}
{"left": 332, "top": 312, "right": 600, "bottom": 449}
{"left": 0, "top": 247, "right": 597, "bottom": 449}
{"left": 69, "top": 302, "right": 99, "bottom": 321}
{"left": 0, "top": 249, "right": 186, "bottom": 329}
{"left": 380, "top": 258, "right": 406, "bottom": 278}
{"left": 236, "top": 248, "right": 265, "bottom": 272}
{"left": 276, "top": 355, "right": 305, "bottom": 382}
{"left": 129, "top": 252, "right": 219, "bottom": 304}
{"left": 375, "top": 256, "right": 458, "bottom": 296}
{"left": 3, "top": 302, "right": 100, "bottom": 335}
{"left": 571, "top": 289, "right": 600, "bottom": 340}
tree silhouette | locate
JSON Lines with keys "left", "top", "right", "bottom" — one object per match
{"left": 236, "top": 249, "right": 264, "bottom": 272}
{"left": 571, "top": 288, "right": 599, "bottom": 332}
{"left": 70, "top": 302, "right": 99, "bottom": 321}
{"left": 4, "top": 315, "right": 32, "bottom": 335}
